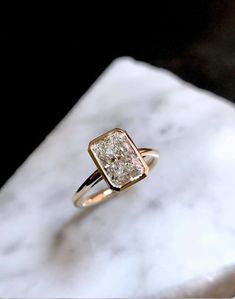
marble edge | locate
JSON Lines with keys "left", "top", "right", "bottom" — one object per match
{"left": 1, "top": 56, "right": 235, "bottom": 193}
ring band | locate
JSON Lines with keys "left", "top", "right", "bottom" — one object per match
{"left": 72, "top": 128, "right": 159, "bottom": 208}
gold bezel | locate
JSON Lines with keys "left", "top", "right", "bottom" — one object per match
{"left": 88, "top": 128, "right": 149, "bottom": 191}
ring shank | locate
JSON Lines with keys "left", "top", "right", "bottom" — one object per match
{"left": 73, "top": 148, "right": 159, "bottom": 208}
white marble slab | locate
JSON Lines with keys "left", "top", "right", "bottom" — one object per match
{"left": 1, "top": 57, "right": 235, "bottom": 298}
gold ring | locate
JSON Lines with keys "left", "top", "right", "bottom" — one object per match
{"left": 72, "top": 128, "right": 159, "bottom": 208}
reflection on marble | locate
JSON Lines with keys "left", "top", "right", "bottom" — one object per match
{"left": 1, "top": 57, "right": 235, "bottom": 297}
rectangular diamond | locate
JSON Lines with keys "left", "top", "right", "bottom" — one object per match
{"left": 88, "top": 128, "right": 148, "bottom": 191}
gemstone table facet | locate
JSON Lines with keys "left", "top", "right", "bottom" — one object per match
{"left": 89, "top": 129, "right": 147, "bottom": 189}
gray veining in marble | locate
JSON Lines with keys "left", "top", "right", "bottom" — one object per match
{"left": 1, "top": 57, "right": 235, "bottom": 297}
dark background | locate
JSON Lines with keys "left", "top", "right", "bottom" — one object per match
{"left": 1, "top": 2, "right": 235, "bottom": 188}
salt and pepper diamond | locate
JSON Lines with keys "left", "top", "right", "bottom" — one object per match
{"left": 88, "top": 128, "right": 148, "bottom": 190}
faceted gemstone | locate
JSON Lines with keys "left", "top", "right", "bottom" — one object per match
{"left": 90, "top": 129, "right": 146, "bottom": 189}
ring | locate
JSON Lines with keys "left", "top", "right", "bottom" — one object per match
{"left": 72, "top": 128, "right": 159, "bottom": 208}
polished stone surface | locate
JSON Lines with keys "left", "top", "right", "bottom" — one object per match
{"left": 1, "top": 58, "right": 235, "bottom": 297}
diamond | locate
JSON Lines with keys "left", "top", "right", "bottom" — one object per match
{"left": 89, "top": 129, "right": 148, "bottom": 190}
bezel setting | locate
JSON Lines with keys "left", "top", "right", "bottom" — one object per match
{"left": 88, "top": 128, "right": 149, "bottom": 191}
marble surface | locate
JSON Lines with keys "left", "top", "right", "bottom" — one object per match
{"left": 1, "top": 57, "right": 235, "bottom": 298}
